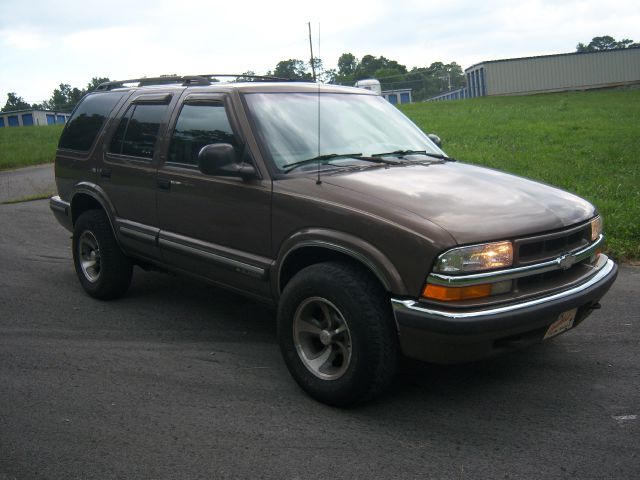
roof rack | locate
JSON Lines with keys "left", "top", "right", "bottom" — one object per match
{"left": 95, "top": 74, "right": 305, "bottom": 91}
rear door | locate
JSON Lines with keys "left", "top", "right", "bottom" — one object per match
{"left": 99, "top": 92, "right": 178, "bottom": 262}
{"left": 156, "top": 93, "right": 272, "bottom": 299}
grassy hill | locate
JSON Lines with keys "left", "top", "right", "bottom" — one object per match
{"left": 0, "top": 89, "right": 637, "bottom": 259}
{"left": 401, "top": 88, "right": 640, "bottom": 261}
{"left": 0, "top": 124, "right": 64, "bottom": 171}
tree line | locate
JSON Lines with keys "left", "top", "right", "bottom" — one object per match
{"left": 261, "top": 54, "right": 465, "bottom": 102}
{"left": 3, "top": 35, "right": 637, "bottom": 114}
{"left": 576, "top": 35, "right": 639, "bottom": 52}
{"left": 1, "top": 77, "right": 109, "bottom": 113}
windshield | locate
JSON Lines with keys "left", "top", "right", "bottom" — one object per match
{"left": 244, "top": 92, "right": 443, "bottom": 171}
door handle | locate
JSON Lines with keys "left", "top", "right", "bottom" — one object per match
{"left": 100, "top": 168, "right": 112, "bottom": 179}
{"left": 157, "top": 177, "right": 171, "bottom": 190}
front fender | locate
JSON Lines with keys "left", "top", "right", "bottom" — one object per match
{"left": 274, "top": 228, "right": 408, "bottom": 297}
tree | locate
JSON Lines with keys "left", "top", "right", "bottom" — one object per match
{"left": 43, "top": 83, "right": 90, "bottom": 111}
{"left": 68, "top": 87, "right": 84, "bottom": 106}
{"left": 355, "top": 55, "right": 406, "bottom": 80}
{"left": 331, "top": 52, "right": 466, "bottom": 100}
{"left": 372, "top": 66, "right": 401, "bottom": 78}
{"left": 271, "top": 59, "right": 312, "bottom": 80}
{"left": 235, "top": 71, "right": 258, "bottom": 82}
{"left": 367, "top": 61, "right": 465, "bottom": 101}
{"left": 1, "top": 92, "right": 31, "bottom": 112}
{"left": 2, "top": 76, "right": 112, "bottom": 114}
{"left": 47, "top": 83, "right": 73, "bottom": 111}
{"left": 337, "top": 53, "right": 358, "bottom": 77}
{"left": 322, "top": 67, "right": 337, "bottom": 84}
{"left": 310, "top": 57, "right": 336, "bottom": 83}
{"left": 86, "top": 77, "right": 110, "bottom": 92}
{"left": 356, "top": 55, "right": 382, "bottom": 78}
{"left": 577, "top": 35, "right": 640, "bottom": 52}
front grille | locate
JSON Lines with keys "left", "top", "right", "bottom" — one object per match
{"left": 423, "top": 219, "right": 602, "bottom": 310}
{"left": 515, "top": 222, "right": 591, "bottom": 265}
{"left": 515, "top": 260, "right": 593, "bottom": 292}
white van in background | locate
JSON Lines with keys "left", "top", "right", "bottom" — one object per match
{"left": 354, "top": 79, "right": 381, "bottom": 95}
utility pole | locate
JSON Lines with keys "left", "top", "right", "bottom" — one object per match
{"left": 308, "top": 22, "right": 316, "bottom": 82}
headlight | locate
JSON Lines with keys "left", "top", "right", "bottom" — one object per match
{"left": 434, "top": 241, "right": 513, "bottom": 273}
{"left": 590, "top": 216, "right": 602, "bottom": 242}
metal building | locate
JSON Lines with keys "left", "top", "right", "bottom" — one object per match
{"left": 465, "top": 48, "right": 640, "bottom": 98}
{"left": 382, "top": 89, "right": 412, "bottom": 104}
{"left": 427, "top": 87, "right": 468, "bottom": 102}
{"left": 0, "top": 109, "right": 70, "bottom": 128}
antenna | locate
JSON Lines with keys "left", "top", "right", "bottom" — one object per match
{"left": 307, "top": 22, "right": 322, "bottom": 185}
{"left": 316, "top": 78, "right": 321, "bottom": 185}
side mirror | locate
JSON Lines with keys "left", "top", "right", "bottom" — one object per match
{"left": 428, "top": 133, "right": 442, "bottom": 148}
{"left": 197, "top": 143, "right": 256, "bottom": 180}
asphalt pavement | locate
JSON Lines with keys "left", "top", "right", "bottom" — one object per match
{"left": 0, "top": 200, "right": 638, "bottom": 480}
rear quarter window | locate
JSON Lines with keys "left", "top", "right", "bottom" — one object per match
{"left": 58, "top": 92, "right": 125, "bottom": 151}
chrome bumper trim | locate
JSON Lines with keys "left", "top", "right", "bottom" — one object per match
{"left": 49, "top": 195, "right": 70, "bottom": 215}
{"left": 392, "top": 257, "right": 615, "bottom": 320}
{"left": 427, "top": 235, "right": 604, "bottom": 287}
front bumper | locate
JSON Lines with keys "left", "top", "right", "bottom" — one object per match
{"left": 391, "top": 257, "right": 618, "bottom": 363}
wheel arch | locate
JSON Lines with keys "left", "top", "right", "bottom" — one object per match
{"left": 274, "top": 229, "right": 408, "bottom": 298}
{"left": 70, "top": 182, "right": 120, "bottom": 245}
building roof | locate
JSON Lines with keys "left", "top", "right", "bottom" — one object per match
{"left": 0, "top": 109, "right": 70, "bottom": 115}
{"left": 465, "top": 47, "right": 640, "bottom": 72}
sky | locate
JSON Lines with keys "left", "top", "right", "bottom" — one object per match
{"left": 1, "top": 0, "right": 639, "bottom": 105}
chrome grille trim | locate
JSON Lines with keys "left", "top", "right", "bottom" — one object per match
{"left": 427, "top": 234, "right": 603, "bottom": 287}
{"left": 394, "top": 257, "right": 615, "bottom": 320}
{"left": 515, "top": 221, "right": 592, "bottom": 265}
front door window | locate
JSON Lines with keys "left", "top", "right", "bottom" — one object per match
{"left": 168, "top": 103, "right": 238, "bottom": 167}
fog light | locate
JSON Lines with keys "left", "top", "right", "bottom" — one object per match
{"left": 490, "top": 280, "right": 512, "bottom": 295}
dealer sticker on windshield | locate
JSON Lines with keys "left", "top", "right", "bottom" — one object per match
{"left": 544, "top": 308, "right": 577, "bottom": 340}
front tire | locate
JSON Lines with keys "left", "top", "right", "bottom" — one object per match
{"left": 72, "top": 210, "right": 132, "bottom": 300}
{"left": 277, "top": 261, "right": 398, "bottom": 406}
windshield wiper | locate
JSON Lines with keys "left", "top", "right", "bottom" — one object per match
{"left": 372, "top": 149, "right": 455, "bottom": 162}
{"left": 282, "top": 153, "right": 362, "bottom": 173}
{"left": 282, "top": 153, "right": 396, "bottom": 173}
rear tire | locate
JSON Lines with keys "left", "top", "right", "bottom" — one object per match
{"left": 277, "top": 261, "right": 398, "bottom": 407}
{"left": 72, "top": 210, "right": 132, "bottom": 300}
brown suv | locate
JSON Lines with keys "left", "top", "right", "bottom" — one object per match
{"left": 50, "top": 75, "right": 617, "bottom": 406}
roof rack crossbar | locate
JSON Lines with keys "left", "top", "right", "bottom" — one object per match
{"left": 96, "top": 74, "right": 301, "bottom": 91}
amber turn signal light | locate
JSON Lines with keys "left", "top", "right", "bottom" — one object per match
{"left": 422, "top": 283, "right": 492, "bottom": 301}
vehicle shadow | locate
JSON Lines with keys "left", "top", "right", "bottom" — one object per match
{"left": 122, "top": 268, "right": 563, "bottom": 406}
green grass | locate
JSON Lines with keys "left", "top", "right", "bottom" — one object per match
{"left": 400, "top": 88, "right": 640, "bottom": 261}
{"left": 1, "top": 192, "right": 56, "bottom": 205}
{"left": 0, "top": 124, "right": 64, "bottom": 171}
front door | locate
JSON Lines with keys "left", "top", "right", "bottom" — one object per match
{"left": 156, "top": 94, "right": 272, "bottom": 299}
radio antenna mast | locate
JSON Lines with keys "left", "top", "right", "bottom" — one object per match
{"left": 308, "top": 22, "right": 322, "bottom": 184}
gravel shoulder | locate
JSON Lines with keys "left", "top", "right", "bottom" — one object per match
{"left": 0, "top": 163, "right": 55, "bottom": 203}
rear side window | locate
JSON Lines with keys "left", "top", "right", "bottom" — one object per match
{"left": 168, "top": 103, "right": 237, "bottom": 166}
{"left": 109, "top": 103, "right": 168, "bottom": 159}
{"left": 59, "top": 93, "right": 125, "bottom": 151}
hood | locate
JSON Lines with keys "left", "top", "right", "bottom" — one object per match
{"left": 322, "top": 162, "right": 595, "bottom": 245}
